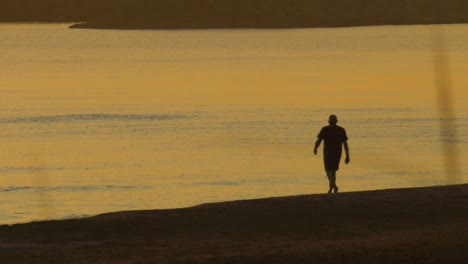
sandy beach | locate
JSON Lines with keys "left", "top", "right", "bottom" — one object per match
{"left": 0, "top": 184, "right": 466, "bottom": 263}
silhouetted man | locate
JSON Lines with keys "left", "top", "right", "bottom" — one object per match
{"left": 314, "top": 115, "right": 350, "bottom": 193}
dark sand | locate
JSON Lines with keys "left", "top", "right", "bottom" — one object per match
{"left": 0, "top": 184, "right": 467, "bottom": 263}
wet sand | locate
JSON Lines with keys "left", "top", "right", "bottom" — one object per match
{"left": 0, "top": 184, "right": 466, "bottom": 263}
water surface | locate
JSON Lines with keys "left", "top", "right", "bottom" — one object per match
{"left": 1, "top": 23, "right": 467, "bottom": 224}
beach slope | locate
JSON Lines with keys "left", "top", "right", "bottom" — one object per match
{"left": 0, "top": 184, "right": 467, "bottom": 263}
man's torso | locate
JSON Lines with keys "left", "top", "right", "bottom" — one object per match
{"left": 318, "top": 125, "right": 348, "bottom": 153}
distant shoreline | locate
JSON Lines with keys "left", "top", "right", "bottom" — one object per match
{"left": 69, "top": 21, "right": 468, "bottom": 30}
{"left": 1, "top": 184, "right": 466, "bottom": 263}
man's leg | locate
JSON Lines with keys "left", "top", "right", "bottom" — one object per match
{"left": 330, "top": 170, "right": 338, "bottom": 193}
{"left": 326, "top": 171, "right": 333, "bottom": 194}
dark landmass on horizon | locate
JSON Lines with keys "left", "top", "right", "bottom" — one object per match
{"left": 0, "top": 184, "right": 466, "bottom": 263}
{"left": 1, "top": 0, "right": 468, "bottom": 29}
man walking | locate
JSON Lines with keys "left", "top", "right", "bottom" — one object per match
{"left": 314, "top": 115, "right": 350, "bottom": 193}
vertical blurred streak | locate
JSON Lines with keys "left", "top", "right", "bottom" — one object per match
{"left": 430, "top": 26, "right": 461, "bottom": 184}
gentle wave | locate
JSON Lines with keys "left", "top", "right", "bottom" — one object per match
{"left": 0, "top": 114, "right": 189, "bottom": 124}
{"left": 191, "top": 180, "right": 245, "bottom": 186}
{"left": 0, "top": 167, "right": 67, "bottom": 173}
{"left": 356, "top": 117, "right": 436, "bottom": 124}
{"left": 0, "top": 185, "right": 151, "bottom": 193}
{"left": 325, "top": 107, "right": 415, "bottom": 113}
{"left": 355, "top": 117, "right": 468, "bottom": 124}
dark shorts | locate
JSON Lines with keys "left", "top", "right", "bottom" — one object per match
{"left": 323, "top": 149, "right": 342, "bottom": 172}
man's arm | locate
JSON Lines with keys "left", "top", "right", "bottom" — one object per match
{"left": 314, "top": 138, "right": 322, "bottom": 155}
{"left": 343, "top": 140, "right": 350, "bottom": 164}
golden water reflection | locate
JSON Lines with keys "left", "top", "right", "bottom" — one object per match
{"left": 0, "top": 24, "right": 467, "bottom": 223}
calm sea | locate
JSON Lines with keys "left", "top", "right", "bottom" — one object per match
{"left": 1, "top": 23, "right": 467, "bottom": 224}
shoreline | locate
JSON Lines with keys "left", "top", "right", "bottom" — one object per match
{"left": 0, "top": 184, "right": 466, "bottom": 263}
{"left": 70, "top": 21, "right": 468, "bottom": 30}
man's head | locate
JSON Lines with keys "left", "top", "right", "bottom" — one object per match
{"left": 328, "top": 115, "right": 338, "bottom": 125}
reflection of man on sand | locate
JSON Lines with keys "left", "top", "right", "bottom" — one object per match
{"left": 314, "top": 115, "right": 350, "bottom": 194}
